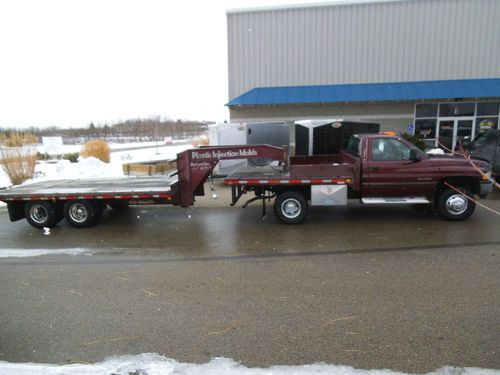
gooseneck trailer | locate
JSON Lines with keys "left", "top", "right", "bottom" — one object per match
{"left": 0, "top": 134, "right": 493, "bottom": 229}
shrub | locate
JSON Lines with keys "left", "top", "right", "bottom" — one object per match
{"left": 63, "top": 152, "right": 79, "bottom": 163}
{"left": 0, "top": 148, "right": 37, "bottom": 185}
{"left": 80, "top": 140, "right": 111, "bottom": 163}
{"left": 37, "top": 152, "right": 50, "bottom": 161}
{"left": 0, "top": 132, "right": 38, "bottom": 147}
{"left": 401, "top": 133, "right": 427, "bottom": 151}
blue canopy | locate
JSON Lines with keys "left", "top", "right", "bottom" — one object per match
{"left": 227, "top": 78, "right": 500, "bottom": 106}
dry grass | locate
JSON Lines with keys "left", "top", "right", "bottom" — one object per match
{"left": 80, "top": 140, "right": 111, "bottom": 163}
{"left": 0, "top": 147, "right": 37, "bottom": 185}
{"left": 0, "top": 132, "right": 38, "bottom": 147}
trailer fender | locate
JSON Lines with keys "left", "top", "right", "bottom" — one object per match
{"left": 7, "top": 201, "right": 24, "bottom": 222}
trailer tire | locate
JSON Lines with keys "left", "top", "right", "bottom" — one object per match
{"left": 64, "top": 200, "right": 97, "bottom": 228}
{"left": 274, "top": 191, "right": 308, "bottom": 224}
{"left": 25, "top": 201, "right": 58, "bottom": 229}
{"left": 437, "top": 187, "right": 475, "bottom": 221}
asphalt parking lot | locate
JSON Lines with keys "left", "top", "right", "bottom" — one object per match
{"left": 0, "top": 185, "right": 499, "bottom": 372}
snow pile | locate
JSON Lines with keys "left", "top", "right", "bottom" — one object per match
{"left": 24, "top": 156, "right": 124, "bottom": 184}
{"left": 0, "top": 354, "right": 498, "bottom": 375}
{"left": 0, "top": 248, "right": 93, "bottom": 258}
{"left": 427, "top": 148, "right": 446, "bottom": 155}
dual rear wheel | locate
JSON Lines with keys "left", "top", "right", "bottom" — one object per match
{"left": 24, "top": 200, "right": 108, "bottom": 229}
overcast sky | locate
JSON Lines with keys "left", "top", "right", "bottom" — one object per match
{"left": 0, "top": 0, "right": 336, "bottom": 129}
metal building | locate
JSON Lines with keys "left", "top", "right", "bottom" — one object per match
{"left": 226, "top": 0, "right": 500, "bottom": 150}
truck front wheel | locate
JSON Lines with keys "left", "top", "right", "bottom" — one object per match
{"left": 274, "top": 191, "right": 308, "bottom": 224}
{"left": 25, "top": 201, "right": 58, "bottom": 229}
{"left": 437, "top": 187, "right": 475, "bottom": 221}
{"left": 64, "top": 200, "right": 97, "bottom": 228}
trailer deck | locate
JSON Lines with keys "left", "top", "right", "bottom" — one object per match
{"left": 0, "top": 175, "right": 178, "bottom": 202}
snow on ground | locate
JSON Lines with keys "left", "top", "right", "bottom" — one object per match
{"left": 35, "top": 139, "right": 190, "bottom": 156}
{"left": 0, "top": 248, "right": 93, "bottom": 258}
{"left": 0, "top": 354, "right": 497, "bottom": 375}
{"left": 23, "top": 157, "right": 124, "bottom": 184}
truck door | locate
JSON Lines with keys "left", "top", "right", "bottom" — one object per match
{"left": 362, "top": 137, "right": 435, "bottom": 197}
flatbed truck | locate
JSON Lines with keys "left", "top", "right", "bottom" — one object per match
{"left": 0, "top": 134, "right": 493, "bottom": 229}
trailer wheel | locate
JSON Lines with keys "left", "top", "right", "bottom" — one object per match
{"left": 25, "top": 201, "right": 58, "bottom": 229}
{"left": 64, "top": 200, "right": 97, "bottom": 228}
{"left": 437, "top": 187, "right": 475, "bottom": 221}
{"left": 274, "top": 191, "right": 308, "bottom": 224}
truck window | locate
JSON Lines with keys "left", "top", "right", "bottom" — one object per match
{"left": 371, "top": 139, "right": 411, "bottom": 161}
{"left": 347, "top": 137, "right": 360, "bottom": 156}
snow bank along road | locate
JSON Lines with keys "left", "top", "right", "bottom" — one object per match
{"left": 0, "top": 192, "right": 499, "bottom": 374}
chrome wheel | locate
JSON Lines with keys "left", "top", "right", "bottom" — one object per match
{"left": 281, "top": 198, "right": 301, "bottom": 219}
{"left": 29, "top": 204, "right": 48, "bottom": 224}
{"left": 68, "top": 203, "right": 88, "bottom": 223}
{"left": 445, "top": 194, "right": 468, "bottom": 215}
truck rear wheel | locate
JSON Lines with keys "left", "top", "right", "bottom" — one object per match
{"left": 274, "top": 191, "right": 308, "bottom": 224}
{"left": 64, "top": 200, "right": 98, "bottom": 228}
{"left": 437, "top": 187, "right": 475, "bottom": 221}
{"left": 25, "top": 201, "right": 58, "bottom": 229}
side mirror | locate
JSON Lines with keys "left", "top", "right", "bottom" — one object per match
{"left": 409, "top": 149, "right": 421, "bottom": 161}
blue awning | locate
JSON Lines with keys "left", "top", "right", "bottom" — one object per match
{"left": 226, "top": 78, "right": 500, "bottom": 106}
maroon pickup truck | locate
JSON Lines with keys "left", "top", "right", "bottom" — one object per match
{"left": 0, "top": 134, "right": 493, "bottom": 228}
{"left": 225, "top": 134, "right": 493, "bottom": 223}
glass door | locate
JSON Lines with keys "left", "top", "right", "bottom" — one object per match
{"left": 455, "top": 119, "right": 475, "bottom": 150}
{"left": 437, "top": 118, "right": 475, "bottom": 151}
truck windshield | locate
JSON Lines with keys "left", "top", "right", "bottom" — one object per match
{"left": 347, "top": 137, "right": 360, "bottom": 156}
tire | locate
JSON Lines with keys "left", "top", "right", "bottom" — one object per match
{"left": 25, "top": 201, "right": 58, "bottom": 229}
{"left": 273, "top": 191, "right": 308, "bottom": 224}
{"left": 437, "top": 187, "right": 476, "bottom": 221}
{"left": 63, "top": 200, "right": 97, "bottom": 228}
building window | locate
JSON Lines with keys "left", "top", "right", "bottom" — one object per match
{"left": 413, "top": 101, "right": 499, "bottom": 149}
{"left": 476, "top": 117, "right": 498, "bottom": 133}
{"left": 477, "top": 102, "right": 500, "bottom": 117}
{"left": 415, "top": 104, "right": 438, "bottom": 118}
{"left": 439, "top": 103, "right": 475, "bottom": 117}
{"left": 414, "top": 119, "right": 437, "bottom": 147}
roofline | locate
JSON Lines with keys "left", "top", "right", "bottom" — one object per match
{"left": 226, "top": 0, "right": 413, "bottom": 14}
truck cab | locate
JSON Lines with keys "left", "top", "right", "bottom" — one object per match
{"left": 349, "top": 134, "right": 492, "bottom": 219}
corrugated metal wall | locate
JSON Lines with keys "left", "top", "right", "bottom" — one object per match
{"left": 227, "top": 0, "right": 500, "bottom": 100}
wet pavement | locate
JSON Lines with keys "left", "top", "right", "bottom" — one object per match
{"left": 0, "top": 185, "right": 499, "bottom": 372}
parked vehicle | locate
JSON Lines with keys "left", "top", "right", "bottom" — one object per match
{"left": 0, "top": 134, "right": 492, "bottom": 228}
{"left": 468, "top": 130, "right": 500, "bottom": 177}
